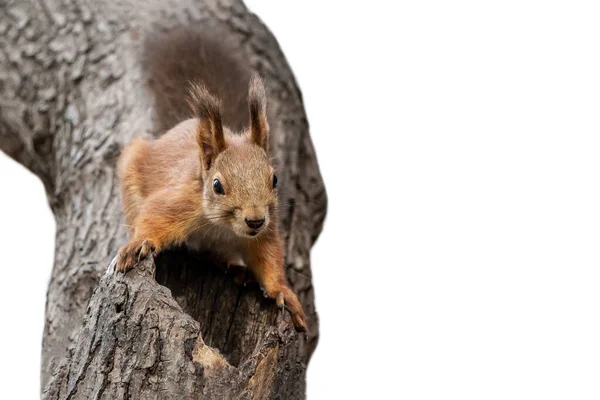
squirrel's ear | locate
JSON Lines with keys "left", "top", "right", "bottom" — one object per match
{"left": 248, "top": 75, "right": 269, "bottom": 152}
{"left": 188, "top": 82, "right": 226, "bottom": 170}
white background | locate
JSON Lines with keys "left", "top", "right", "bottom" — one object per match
{"left": 1, "top": 1, "right": 599, "bottom": 398}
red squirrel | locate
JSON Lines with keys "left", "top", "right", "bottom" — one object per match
{"left": 115, "top": 28, "right": 306, "bottom": 331}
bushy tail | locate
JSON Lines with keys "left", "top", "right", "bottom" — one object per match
{"left": 142, "top": 21, "right": 253, "bottom": 133}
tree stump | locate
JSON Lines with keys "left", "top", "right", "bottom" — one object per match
{"left": 0, "top": 0, "right": 326, "bottom": 398}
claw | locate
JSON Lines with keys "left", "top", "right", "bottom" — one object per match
{"left": 138, "top": 240, "right": 155, "bottom": 261}
{"left": 115, "top": 239, "right": 155, "bottom": 273}
{"left": 276, "top": 292, "right": 285, "bottom": 309}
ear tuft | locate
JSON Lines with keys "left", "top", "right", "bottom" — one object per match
{"left": 188, "top": 82, "right": 226, "bottom": 170}
{"left": 248, "top": 75, "right": 269, "bottom": 151}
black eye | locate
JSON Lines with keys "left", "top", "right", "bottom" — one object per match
{"left": 273, "top": 174, "right": 278, "bottom": 189}
{"left": 213, "top": 179, "right": 224, "bottom": 195}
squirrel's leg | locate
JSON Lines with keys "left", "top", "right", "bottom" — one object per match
{"left": 244, "top": 231, "right": 307, "bottom": 332}
{"left": 116, "top": 186, "right": 199, "bottom": 272}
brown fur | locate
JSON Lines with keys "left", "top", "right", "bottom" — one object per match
{"left": 117, "top": 28, "right": 306, "bottom": 331}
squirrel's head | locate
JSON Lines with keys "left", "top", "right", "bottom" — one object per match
{"left": 190, "top": 76, "right": 278, "bottom": 238}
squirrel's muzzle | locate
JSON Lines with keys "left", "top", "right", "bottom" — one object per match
{"left": 245, "top": 218, "right": 265, "bottom": 229}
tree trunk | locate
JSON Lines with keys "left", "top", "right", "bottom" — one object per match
{"left": 0, "top": 0, "right": 326, "bottom": 398}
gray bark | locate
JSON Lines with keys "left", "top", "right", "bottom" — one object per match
{"left": 0, "top": 0, "right": 326, "bottom": 398}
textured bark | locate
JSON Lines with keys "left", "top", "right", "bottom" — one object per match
{"left": 0, "top": 0, "right": 326, "bottom": 398}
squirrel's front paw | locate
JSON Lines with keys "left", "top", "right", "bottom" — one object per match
{"left": 276, "top": 286, "right": 307, "bottom": 332}
{"left": 116, "top": 239, "right": 155, "bottom": 273}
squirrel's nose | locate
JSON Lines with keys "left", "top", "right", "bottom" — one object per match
{"left": 245, "top": 218, "right": 265, "bottom": 229}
